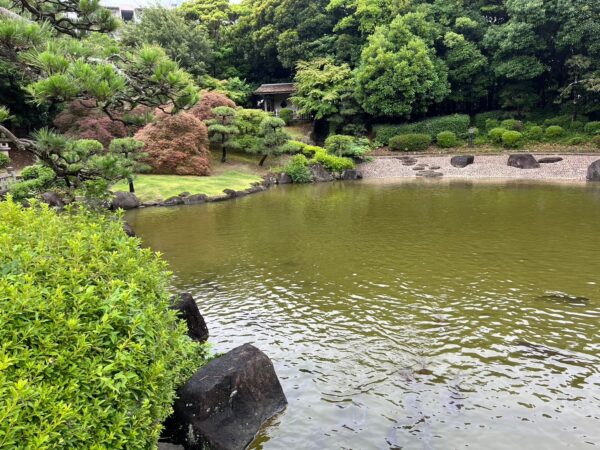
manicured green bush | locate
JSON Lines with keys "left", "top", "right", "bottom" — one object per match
{"left": 501, "top": 119, "right": 523, "bottom": 131}
{"left": 311, "top": 149, "right": 355, "bottom": 172}
{"left": 0, "top": 199, "right": 206, "bottom": 449}
{"left": 284, "top": 154, "right": 312, "bottom": 183}
{"left": 324, "top": 134, "right": 355, "bottom": 156}
{"left": 301, "top": 144, "right": 326, "bottom": 157}
{"left": 436, "top": 131, "right": 459, "bottom": 148}
{"left": 567, "top": 136, "right": 586, "bottom": 145}
{"left": 545, "top": 125, "right": 565, "bottom": 138}
{"left": 279, "top": 108, "right": 293, "bottom": 125}
{"left": 10, "top": 165, "right": 58, "bottom": 200}
{"left": 0, "top": 152, "right": 9, "bottom": 169}
{"left": 584, "top": 121, "right": 600, "bottom": 134}
{"left": 283, "top": 139, "right": 309, "bottom": 154}
{"left": 592, "top": 135, "right": 600, "bottom": 149}
{"left": 388, "top": 133, "right": 431, "bottom": 152}
{"left": 488, "top": 127, "right": 508, "bottom": 144}
{"left": 374, "top": 114, "right": 470, "bottom": 146}
{"left": 526, "top": 125, "right": 543, "bottom": 141}
{"left": 543, "top": 115, "right": 571, "bottom": 128}
{"left": 501, "top": 130, "right": 523, "bottom": 148}
{"left": 485, "top": 118, "right": 500, "bottom": 131}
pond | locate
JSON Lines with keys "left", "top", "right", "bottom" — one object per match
{"left": 127, "top": 180, "right": 600, "bottom": 449}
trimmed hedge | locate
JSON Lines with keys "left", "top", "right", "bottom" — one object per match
{"left": 584, "top": 121, "right": 600, "bottom": 134}
{"left": 389, "top": 134, "right": 431, "bottom": 152}
{"left": 488, "top": 127, "right": 507, "bottom": 144}
{"left": 0, "top": 199, "right": 206, "bottom": 449}
{"left": 436, "top": 131, "right": 459, "bottom": 148}
{"left": 545, "top": 125, "right": 565, "bottom": 138}
{"left": 526, "top": 125, "right": 543, "bottom": 141}
{"left": 374, "top": 114, "right": 470, "bottom": 146}
{"left": 500, "top": 119, "right": 523, "bottom": 131}
{"left": 311, "top": 149, "right": 355, "bottom": 172}
{"left": 501, "top": 130, "right": 523, "bottom": 148}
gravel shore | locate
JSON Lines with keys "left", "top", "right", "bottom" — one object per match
{"left": 359, "top": 154, "right": 599, "bottom": 181}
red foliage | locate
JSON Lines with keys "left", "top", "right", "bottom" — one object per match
{"left": 189, "top": 91, "right": 236, "bottom": 122}
{"left": 134, "top": 112, "right": 211, "bottom": 176}
{"left": 53, "top": 100, "right": 128, "bottom": 147}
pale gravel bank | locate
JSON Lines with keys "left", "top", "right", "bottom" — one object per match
{"left": 359, "top": 154, "right": 600, "bottom": 182}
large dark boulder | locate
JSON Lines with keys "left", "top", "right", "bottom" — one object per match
{"left": 341, "top": 169, "right": 363, "bottom": 180}
{"left": 507, "top": 153, "right": 540, "bottom": 169}
{"left": 309, "top": 163, "right": 334, "bottom": 182}
{"left": 40, "top": 191, "right": 65, "bottom": 209}
{"left": 111, "top": 191, "right": 140, "bottom": 210}
{"left": 450, "top": 155, "right": 474, "bottom": 168}
{"left": 587, "top": 160, "right": 600, "bottom": 182}
{"left": 165, "top": 344, "right": 287, "bottom": 450}
{"left": 170, "top": 293, "right": 208, "bottom": 342}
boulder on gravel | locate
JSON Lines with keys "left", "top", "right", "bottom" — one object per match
{"left": 111, "top": 191, "right": 140, "bottom": 210}
{"left": 164, "top": 344, "right": 287, "bottom": 450}
{"left": 170, "top": 292, "right": 208, "bottom": 342}
{"left": 587, "top": 160, "right": 600, "bottom": 182}
{"left": 450, "top": 155, "right": 474, "bottom": 168}
{"left": 538, "top": 156, "right": 563, "bottom": 164}
{"left": 41, "top": 191, "right": 65, "bottom": 208}
{"left": 309, "top": 163, "right": 334, "bottom": 182}
{"left": 507, "top": 153, "right": 540, "bottom": 169}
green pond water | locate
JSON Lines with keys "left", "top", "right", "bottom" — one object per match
{"left": 127, "top": 180, "right": 600, "bottom": 449}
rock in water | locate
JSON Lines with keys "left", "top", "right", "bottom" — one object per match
{"left": 450, "top": 155, "right": 474, "bottom": 168}
{"left": 309, "top": 163, "right": 334, "bottom": 182}
{"left": 538, "top": 156, "right": 563, "bottom": 164}
{"left": 111, "top": 191, "right": 140, "bottom": 210}
{"left": 587, "top": 160, "right": 600, "bottom": 181}
{"left": 277, "top": 172, "right": 293, "bottom": 184}
{"left": 165, "top": 344, "right": 287, "bottom": 450}
{"left": 123, "top": 222, "right": 136, "bottom": 237}
{"left": 507, "top": 154, "right": 540, "bottom": 169}
{"left": 341, "top": 169, "right": 362, "bottom": 180}
{"left": 170, "top": 293, "right": 209, "bottom": 342}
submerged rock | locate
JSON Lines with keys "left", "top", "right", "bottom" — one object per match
{"left": 587, "top": 160, "right": 600, "bottom": 181}
{"left": 165, "top": 343, "right": 287, "bottom": 450}
{"left": 507, "top": 153, "right": 540, "bottom": 169}
{"left": 450, "top": 155, "right": 474, "bottom": 168}
{"left": 111, "top": 191, "right": 140, "bottom": 210}
{"left": 170, "top": 292, "right": 209, "bottom": 342}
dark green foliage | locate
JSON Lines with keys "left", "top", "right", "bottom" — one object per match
{"left": 279, "top": 108, "right": 294, "bottom": 125}
{"left": 488, "top": 127, "right": 508, "bottom": 144}
{"left": 436, "top": 131, "right": 459, "bottom": 148}
{"left": 526, "top": 126, "right": 544, "bottom": 141}
{"left": 543, "top": 116, "right": 573, "bottom": 128}
{"left": 258, "top": 116, "right": 290, "bottom": 166}
{"left": 567, "top": 136, "right": 586, "bottom": 145}
{"left": 207, "top": 106, "right": 239, "bottom": 162}
{"left": 374, "top": 114, "right": 470, "bottom": 146}
{"left": 0, "top": 153, "right": 9, "bottom": 168}
{"left": 545, "top": 126, "right": 565, "bottom": 138}
{"left": 388, "top": 134, "right": 431, "bottom": 152}
{"left": 324, "top": 134, "right": 354, "bottom": 156}
{"left": 485, "top": 119, "right": 500, "bottom": 131}
{"left": 474, "top": 111, "right": 507, "bottom": 130}
{"left": 0, "top": 198, "right": 206, "bottom": 448}
{"left": 592, "top": 135, "right": 600, "bottom": 149}
{"left": 501, "top": 130, "right": 523, "bottom": 148}
{"left": 283, "top": 154, "right": 312, "bottom": 183}
{"left": 501, "top": 119, "right": 523, "bottom": 131}
{"left": 584, "top": 122, "right": 600, "bottom": 134}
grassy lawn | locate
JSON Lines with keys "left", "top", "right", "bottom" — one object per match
{"left": 112, "top": 171, "right": 262, "bottom": 202}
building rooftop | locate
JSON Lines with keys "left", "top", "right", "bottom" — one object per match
{"left": 254, "top": 83, "right": 296, "bottom": 95}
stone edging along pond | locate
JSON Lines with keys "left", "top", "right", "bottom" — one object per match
{"left": 111, "top": 163, "right": 363, "bottom": 211}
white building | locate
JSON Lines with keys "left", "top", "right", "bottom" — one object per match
{"left": 100, "top": 0, "right": 182, "bottom": 22}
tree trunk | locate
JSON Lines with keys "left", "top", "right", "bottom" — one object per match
{"left": 221, "top": 146, "right": 227, "bottom": 163}
{"left": 259, "top": 154, "right": 268, "bottom": 166}
{"left": 128, "top": 177, "right": 135, "bottom": 193}
{"left": 64, "top": 176, "right": 71, "bottom": 188}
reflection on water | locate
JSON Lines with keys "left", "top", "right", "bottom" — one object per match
{"left": 127, "top": 181, "right": 600, "bottom": 449}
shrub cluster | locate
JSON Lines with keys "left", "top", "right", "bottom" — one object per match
{"left": 584, "top": 121, "right": 600, "bottom": 134}
{"left": 0, "top": 152, "right": 9, "bottom": 169}
{"left": 283, "top": 154, "right": 313, "bottom": 183}
{"left": 278, "top": 108, "right": 293, "bottom": 125}
{"left": 501, "top": 130, "right": 523, "bottom": 148}
{"left": 545, "top": 125, "right": 564, "bottom": 138}
{"left": 10, "top": 165, "right": 57, "bottom": 200}
{"left": 311, "top": 149, "right": 355, "bottom": 172}
{"left": 436, "top": 131, "right": 459, "bottom": 148}
{"left": 488, "top": 127, "right": 507, "bottom": 144}
{"left": 0, "top": 199, "right": 206, "bottom": 449}
{"left": 374, "top": 114, "right": 470, "bottom": 146}
{"left": 500, "top": 119, "right": 523, "bottom": 131}
{"left": 324, "top": 134, "right": 371, "bottom": 158}
{"left": 388, "top": 133, "right": 431, "bottom": 151}
{"left": 526, "top": 125, "right": 543, "bottom": 140}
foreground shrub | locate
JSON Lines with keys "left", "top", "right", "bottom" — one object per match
{"left": 10, "top": 165, "right": 58, "bottom": 200}
{"left": 0, "top": 199, "right": 206, "bottom": 448}
{"left": 374, "top": 114, "right": 469, "bottom": 146}
{"left": 283, "top": 154, "right": 313, "bottom": 183}
{"left": 500, "top": 119, "right": 523, "bottom": 131}
{"left": 189, "top": 91, "right": 236, "bottom": 122}
{"left": 584, "top": 121, "right": 600, "bottom": 134}
{"left": 436, "top": 131, "right": 459, "bottom": 148}
{"left": 545, "top": 125, "right": 565, "bottom": 138}
{"left": 135, "top": 112, "right": 210, "bottom": 175}
{"left": 0, "top": 152, "right": 9, "bottom": 168}
{"left": 488, "top": 127, "right": 508, "bottom": 144}
{"left": 526, "top": 125, "right": 543, "bottom": 141}
{"left": 389, "top": 134, "right": 431, "bottom": 151}
{"left": 501, "top": 130, "right": 523, "bottom": 148}
{"left": 311, "top": 149, "right": 355, "bottom": 172}
{"left": 279, "top": 108, "right": 293, "bottom": 125}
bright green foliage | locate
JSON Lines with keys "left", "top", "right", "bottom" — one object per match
{"left": 310, "top": 150, "right": 355, "bottom": 172}
{"left": 355, "top": 13, "right": 449, "bottom": 117}
{"left": 545, "top": 125, "right": 565, "bottom": 138}
{"left": 0, "top": 198, "right": 206, "bottom": 449}
{"left": 501, "top": 119, "right": 523, "bottom": 131}
{"left": 436, "top": 131, "right": 459, "bottom": 148}
{"left": 526, "top": 126, "right": 543, "bottom": 141}
{"left": 488, "top": 127, "right": 507, "bottom": 144}
{"left": 258, "top": 116, "right": 290, "bottom": 166}
{"left": 584, "top": 122, "right": 600, "bottom": 134}
{"left": 108, "top": 138, "right": 149, "bottom": 193}
{"left": 0, "top": 153, "right": 9, "bottom": 168}
{"left": 324, "top": 134, "right": 354, "bottom": 156}
{"left": 373, "top": 114, "right": 470, "bottom": 146}
{"left": 283, "top": 154, "right": 313, "bottom": 183}
{"left": 9, "top": 165, "right": 57, "bottom": 200}
{"left": 279, "top": 108, "right": 293, "bottom": 125}
{"left": 232, "top": 108, "right": 269, "bottom": 154}
{"left": 501, "top": 130, "right": 523, "bottom": 148}
{"left": 388, "top": 133, "right": 431, "bottom": 152}
{"left": 0, "top": 106, "right": 11, "bottom": 123}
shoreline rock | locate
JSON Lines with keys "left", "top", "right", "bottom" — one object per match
{"left": 507, "top": 153, "right": 540, "bottom": 169}
{"left": 450, "top": 155, "right": 474, "bottom": 168}
{"left": 587, "top": 160, "right": 600, "bottom": 181}
{"left": 170, "top": 293, "right": 209, "bottom": 343}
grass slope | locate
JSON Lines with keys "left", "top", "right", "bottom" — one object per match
{"left": 112, "top": 171, "right": 261, "bottom": 202}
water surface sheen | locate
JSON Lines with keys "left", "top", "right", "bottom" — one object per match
{"left": 127, "top": 181, "right": 600, "bottom": 449}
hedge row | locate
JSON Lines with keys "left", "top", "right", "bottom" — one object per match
{"left": 374, "top": 114, "right": 470, "bottom": 146}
